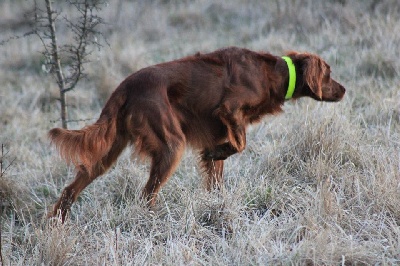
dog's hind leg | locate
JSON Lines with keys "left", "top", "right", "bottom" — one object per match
{"left": 142, "top": 136, "right": 185, "bottom": 206}
{"left": 51, "top": 137, "right": 128, "bottom": 223}
{"left": 140, "top": 111, "right": 186, "bottom": 206}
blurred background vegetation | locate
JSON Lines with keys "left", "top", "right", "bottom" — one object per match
{"left": 0, "top": 0, "right": 399, "bottom": 264}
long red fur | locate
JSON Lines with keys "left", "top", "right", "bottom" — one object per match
{"left": 48, "top": 88, "right": 126, "bottom": 175}
{"left": 49, "top": 120, "right": 114, "bottom": 173}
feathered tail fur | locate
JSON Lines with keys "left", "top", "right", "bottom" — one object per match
{"left": 48, "top": 88, "right": 127, "bottom": 175}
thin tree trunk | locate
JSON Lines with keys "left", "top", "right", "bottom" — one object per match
{"left": 0, "top": 144, "right": 4, "bottom": 266}
{"left": 45, "top": 0, "right": 68, "bottom": 129}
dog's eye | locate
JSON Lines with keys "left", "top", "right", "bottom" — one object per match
{"left": 324, "top": 64, "right": 331, "bottom": 80}
{"left": 323, "top": 72, "right": 331, "bottom": 83}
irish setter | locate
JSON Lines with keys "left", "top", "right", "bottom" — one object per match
{"left": 49, "top": 47, "right": 345, "bottom": 222}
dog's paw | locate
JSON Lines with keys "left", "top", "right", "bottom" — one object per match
{"left": 201, "top": 149, "right": 214, "bottom": 160}
{"left": 201, "top": 148, "right": 228, "bottom": 161}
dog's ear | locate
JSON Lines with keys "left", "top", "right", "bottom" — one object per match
{"left": 303, "top": 55, "right": 326, "bottom": 100}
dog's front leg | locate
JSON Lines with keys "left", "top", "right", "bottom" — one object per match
{"left": 203, "top": 103, "right": 247, "bottom": 160}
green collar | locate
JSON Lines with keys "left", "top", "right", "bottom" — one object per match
{"left": 282, "top": 56, "right": 296, "bottom": 99}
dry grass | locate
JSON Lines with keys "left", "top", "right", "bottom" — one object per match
{"left": 1, "top": 0, "right": 399, "bottom": 265}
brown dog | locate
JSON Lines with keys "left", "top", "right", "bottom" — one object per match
{"left": 49, "top": 47, "right": 345, "bottom": 222}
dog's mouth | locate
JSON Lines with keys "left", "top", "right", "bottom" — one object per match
{"left": 321, "top": 92, "right": 345, "bottom": 102}
{"left": 321, "top": 95, "right": 344, "bottom": 102}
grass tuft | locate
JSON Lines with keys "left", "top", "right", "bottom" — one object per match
{"left": 1, "top": 0, "right": 400, "bottom": 264}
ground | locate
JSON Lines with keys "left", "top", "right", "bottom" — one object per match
{"left": 0, "top": 0, "right": 399, "bottom": 264}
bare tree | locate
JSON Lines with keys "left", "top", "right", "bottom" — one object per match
{"left": 0, "top": 145, "right": 5, "bottom": 266}
{"left": 32, "top": 0, "right": 107, "bottom": 129}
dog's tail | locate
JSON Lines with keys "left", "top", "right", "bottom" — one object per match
{"left": 48, "top": 87, "right": 127, "bottom": 174}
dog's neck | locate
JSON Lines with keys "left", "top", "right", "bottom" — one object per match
{"left": 281, "top": 56, "right": 296, "bottom": 100}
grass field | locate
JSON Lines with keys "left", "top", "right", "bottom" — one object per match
{"left": 1, "top": 0, "right": 399, "bottom": 264}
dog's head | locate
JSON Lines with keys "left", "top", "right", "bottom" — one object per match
{"left": 286, "top": 52, "right": 346, "bottom": 102}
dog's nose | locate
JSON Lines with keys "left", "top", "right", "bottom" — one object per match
{"left": 336, "top": 84, "right": 346, "bottom": 101}
{"left": 340, "top": 84, "right": 346, "bottom": 94}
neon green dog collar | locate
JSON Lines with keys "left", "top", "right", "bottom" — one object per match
{"left": 282, "top": 56, "right": 296, "bottom": 100}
